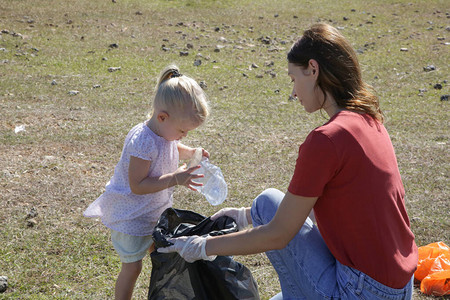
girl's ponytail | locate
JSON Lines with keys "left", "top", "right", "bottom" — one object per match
{"left": 157, "top": 65, "right": 183, "bottom": 87}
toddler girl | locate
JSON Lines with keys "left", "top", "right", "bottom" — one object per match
{"left": 84, "top": 65, "right": 209, "bottom": 300}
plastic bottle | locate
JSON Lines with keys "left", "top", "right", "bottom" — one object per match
{"left": 188, "top": 148, "right": 228, "bottom": 206}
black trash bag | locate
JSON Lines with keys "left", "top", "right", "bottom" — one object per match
{"left": 148, "top": 208, "right": 260, "bottom": 300}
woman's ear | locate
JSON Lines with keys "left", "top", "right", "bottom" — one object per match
{"left": 308, "top": 59, "right": 319, "bottom": 77}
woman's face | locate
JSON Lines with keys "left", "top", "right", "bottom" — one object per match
{"left": 288, "top": 62, "right": 323, "bottom": 113}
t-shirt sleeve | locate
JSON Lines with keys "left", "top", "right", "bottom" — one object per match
{"left": 127, "top": 130, "right": 157, "bottom": 161}
{"left": 288, "top": 130, "right": 339, "bottom": 197}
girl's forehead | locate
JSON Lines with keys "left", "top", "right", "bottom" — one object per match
{"left": 173, "top": 111, "right": 201, "bottom": 126}
{"left": 175, "top": 118, "right": 201, "bottom": 132}
{"left": 172, "top": 107, "right": 196, "bottom": 119}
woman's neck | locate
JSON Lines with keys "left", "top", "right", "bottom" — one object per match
{"left": 322, "top": 94, "right": 343, "bottom": 118}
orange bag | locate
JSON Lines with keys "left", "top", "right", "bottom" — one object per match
{"left": 414, "top": 242, "right": 450, "bottom": 296}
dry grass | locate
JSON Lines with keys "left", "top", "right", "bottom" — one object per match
{"left": 0, "top": 0, "right": 449, "bottom": 299}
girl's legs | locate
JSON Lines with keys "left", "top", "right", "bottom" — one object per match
{"left": 115, "top": 260, "right": 142, "bottom": 300}
{"left": 111, "top": 230, "right": 154, "bottom": 300}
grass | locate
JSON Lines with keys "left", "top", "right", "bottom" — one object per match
{"left": 1, "top": 0, "right": 449, "bottom": 299}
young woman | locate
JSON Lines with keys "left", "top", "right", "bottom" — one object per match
{"left": 159, "top": 24, "right": 418, "bottom": 300}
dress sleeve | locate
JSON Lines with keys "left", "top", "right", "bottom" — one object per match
{"left": 127, "top": 130, "right": 157, "bottom": 161}
{"left": 288, "top": 130, "right": 339, "bottom": 197}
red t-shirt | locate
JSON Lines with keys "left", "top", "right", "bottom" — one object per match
{"left": 288, "top": 111, "right": 418, "bottom": 289}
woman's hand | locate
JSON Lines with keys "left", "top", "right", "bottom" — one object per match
{"left": 211, "top": 207, "right": 251, "bottom": 230}
{"left": 205, "top": 192, "right": 318, "bottom": 257}
{"left": 157, "top": 235, "right": 217, "bottom": 263}
{"left": 173, "top": 164, "right": 204, "bottom": 191}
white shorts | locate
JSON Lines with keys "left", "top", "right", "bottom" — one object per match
{"left": 111, "top": 230, "right": 154, "bottom": 263}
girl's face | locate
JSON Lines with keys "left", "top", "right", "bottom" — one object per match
{"left": 158, "top": 111, "right": 200, "bottom": 141}
{"left": 288, "top": 62, "right": 323, "bottom": 113}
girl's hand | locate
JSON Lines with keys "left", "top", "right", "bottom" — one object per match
{"left": 173, "top": 164, "right": 204, "bottom": 191}
{"left": 177, "top": 144, "right": 209, "bottom": 161}
{"left": 187, "top": 148, "right": 209, "bottom": 168}
{"left": 200, "top": 148, "right": 210, "bottom": 159}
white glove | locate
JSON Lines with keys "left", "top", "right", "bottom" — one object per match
{"left": 157, "top": 235, "right": 217, "bottom": 263}
{"left": 210, "top": 207, "right": 249, "bottom": 230}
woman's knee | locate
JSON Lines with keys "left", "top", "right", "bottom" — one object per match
{"left": 251, "top": 188, "right": 285, "bottom": 226}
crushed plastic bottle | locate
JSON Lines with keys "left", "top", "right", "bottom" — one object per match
{"left": 188, "top": 148, "right": 227, "bottom": 206}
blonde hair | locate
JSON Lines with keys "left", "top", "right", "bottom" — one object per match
{"left": 288, "top": 23, "right": 384, "bottom": 123}
{"left": 152, "top": 65, "right": 209, "bottom": 124}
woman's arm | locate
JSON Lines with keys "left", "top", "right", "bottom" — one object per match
{"left": 128, "top": 155, "right": 202, "bottom": 195}
{"left": 206, "top": 192, "right": 317, "bottom": 256}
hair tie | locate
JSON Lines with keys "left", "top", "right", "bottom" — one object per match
{"left": 171, "top": 70, "right": 182, "bottom": 78}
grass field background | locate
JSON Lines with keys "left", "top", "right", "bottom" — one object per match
{"left": 0, "top": 0, "right": 448, "bottom": 299}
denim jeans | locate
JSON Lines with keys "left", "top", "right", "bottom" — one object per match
{"left": 250, "top": 188, "right": 413, "bottom": 300}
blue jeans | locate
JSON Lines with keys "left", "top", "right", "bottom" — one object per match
{"left": 250, "top": 188, "right": 414, "bottom": 300}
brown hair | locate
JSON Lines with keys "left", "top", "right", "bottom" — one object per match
{"left": 287, "top": 23, "right": 383, "bottom": 122}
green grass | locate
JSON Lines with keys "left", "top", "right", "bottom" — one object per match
{"left": 1, "top": 0, "right": 449, "bottom": 299}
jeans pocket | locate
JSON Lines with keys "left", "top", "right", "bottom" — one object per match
{"left": 341, "top": 282, "right": 366, "bottom": 300}
{"left": 343, "top": 281, "right": 408, "bottom": 300}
